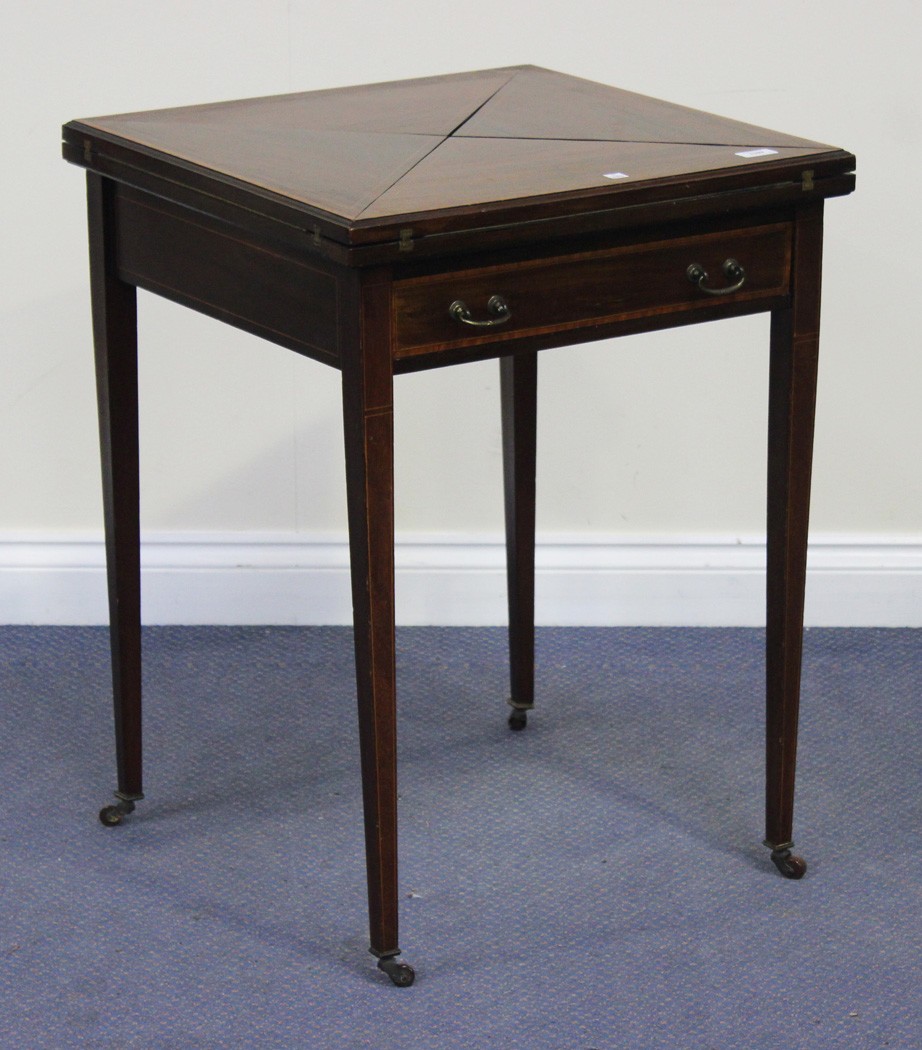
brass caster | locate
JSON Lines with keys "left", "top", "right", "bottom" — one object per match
{"left": 377, "top": 956, "right": 415, "bottom": 987}
{"left": 98, "top": 798, "right": 137, "bottom": 827}
{"left": 508, "top": 709, "right": 528, "bottom": 731}
{"left": 770, "top": 848, "right": 807, "bottom": 880}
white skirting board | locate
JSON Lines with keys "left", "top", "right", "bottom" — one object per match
{"left": 0, "top": 532, "right": 920, "bottom": 626}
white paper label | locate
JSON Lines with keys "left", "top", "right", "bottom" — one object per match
{"left": 734, "top": 148, "right": 779, "bottom": 159}
{"left": 603, "top": 172, "right": 629, "bottom": 180}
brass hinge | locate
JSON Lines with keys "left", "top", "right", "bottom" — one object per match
{"left": 83, "top": 139, "right": 93, "bottom": 164}
{"left": 311, "top": 226, "right": 322, "bottom": 248}
{"left": 802, "top": 169, "right": 815, "bottom": 192}
{"left": 398, "top": 228, "right": 414, "bottom": 252}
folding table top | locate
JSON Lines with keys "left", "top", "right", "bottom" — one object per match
{"left": 63, "top": 66, "right": 855, "bottom": 257}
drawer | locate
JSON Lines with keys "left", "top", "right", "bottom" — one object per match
{"left": 393, "top": 222, "right": 791, "bottom": 358}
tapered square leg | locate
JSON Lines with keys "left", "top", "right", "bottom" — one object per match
{"left": 500, "top": 352, "right": 538, "bottom": 731}
{"left": 341, "top": 273, "right": 413, "bottom": 986}
{"left": 764, "top": 201, "right": 825, "bottom": 878}
{"left": 87, "top": 173, "right": 143, "bottom": 824}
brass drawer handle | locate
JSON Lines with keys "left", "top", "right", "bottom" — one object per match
{"left": 449, "top": 294, "right": 512, "bottom": 328}
{"left": 686, "top": 258, "right": 746, "bottom": 296}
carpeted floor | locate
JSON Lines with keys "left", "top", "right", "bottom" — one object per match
{"left": 0, "top": 627, "right": 918, "bottom": 1049}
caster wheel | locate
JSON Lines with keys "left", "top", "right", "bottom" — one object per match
{"left": 99, "top": 799, "right": 135, "bottom": 827}
{"left": 771, "top": 850, "right": 807, "bottom": 879}
{"left": 508, "top": 710, "right": 528, "bottom": 731}
{"left": 377, "top": 957, "right": 415, "bottom": 987}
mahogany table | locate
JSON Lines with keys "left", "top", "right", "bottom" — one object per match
{"left": 63, "top": 67, "right": 855, "bottom": 986}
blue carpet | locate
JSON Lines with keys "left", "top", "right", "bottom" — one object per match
{"left": 0, "top": 627, "right": 919, "bottom": 1049}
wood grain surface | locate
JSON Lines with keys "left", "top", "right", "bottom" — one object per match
{"left": 64, "top": 66, "right": 853, "bottom": 252}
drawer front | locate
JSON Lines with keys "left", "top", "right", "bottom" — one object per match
{"left": 393, "top": 222, "right": 791, "bottom": 358}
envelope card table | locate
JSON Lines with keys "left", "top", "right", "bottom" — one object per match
{"left": 63, "top": 66, "right": 855, "bottom": 986}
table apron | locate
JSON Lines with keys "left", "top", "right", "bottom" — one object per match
{"left": 114, "top": 187, "right": 341, "bottom": 367}
{"left": 108, "top": 184, "right": 795, "bottom": 376}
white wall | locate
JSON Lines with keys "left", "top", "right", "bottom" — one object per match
{"left": 1, "top": 2, "right": 920, "bottom": 624}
